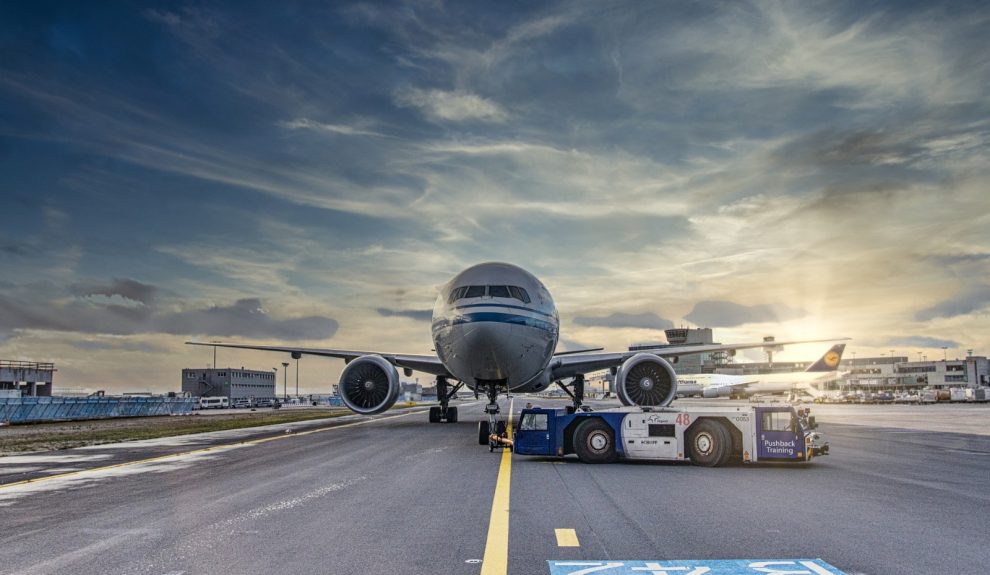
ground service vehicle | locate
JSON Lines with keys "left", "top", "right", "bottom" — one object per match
{"left": 198, "top": 396, "right": 229, "bottom": 409}
{"left": 513, "top": 405, "right": 828, "bottom": 466}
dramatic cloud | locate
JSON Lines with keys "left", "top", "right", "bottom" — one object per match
{"left": 376, "top": 308, "right": 432, "bottom": 322}
{"left": 157, "top": 299, "right": 338, "bottom": 339}
{"left": 915, "top": 285, "right": 990, "bottom": 321}
{"left": 394, "top": 88, "right": 507, "bottom": 122}
{"left": 278, "top": 118, "right": 391, "bottom": 138}
{"left": 71, "top": 278, "right": 157, "bottom": 305}
{"left": 886, "top": 336, "right": 960, "bottom": 349}
{"left": 70, "top": 340, "right": 169, "bottom": 354}
{"left": 685, "top": 301, "right": 806, "bottom": 328}
{"left": 573, "top": 312, "right": 674, "bottom": 331}
{"left": 0, "top": 292, "right": 338, "bottom": 340}
{"left": 1, "top": 2, "right": 988, "bottom": 391}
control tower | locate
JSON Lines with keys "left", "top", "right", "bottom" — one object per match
{"left": 664, "top": 328, "right": 713, "bottom": 346}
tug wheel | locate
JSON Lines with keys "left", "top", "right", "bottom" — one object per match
{"left": 687, "top": 419, "right": 731, "bottom": 467}
{"left": 573, "top": 418, "right": 616, "bottom": 464}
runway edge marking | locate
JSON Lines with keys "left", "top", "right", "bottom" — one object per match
{"left": 481, "top": 398, "right": 514, "bottom": 575}
{"left": 0, "top": 411, "right": 419, "bottom": 490}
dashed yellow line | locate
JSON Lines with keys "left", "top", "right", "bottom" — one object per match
{"left": 555, "top": 528, "right": 580, "bottom": 547}
{"left": 0, "top": 411, "right": 418, "bottom": 490}
{"left": 481, "top": 399, "right": 514, "bottom": 575}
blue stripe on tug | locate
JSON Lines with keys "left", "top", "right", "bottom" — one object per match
{"left": 548, "top": 558, "right": 847, "bottom": 575}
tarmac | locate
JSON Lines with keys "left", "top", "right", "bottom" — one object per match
{"left": 0, "top": 398, "right": 988, "bottom": 575}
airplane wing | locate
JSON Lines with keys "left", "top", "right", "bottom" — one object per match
{"left": 548, "top": 338, "right": 847, "bottom": 381}
{"left": 185, "top": 341, "right": 451, "bottom": 377}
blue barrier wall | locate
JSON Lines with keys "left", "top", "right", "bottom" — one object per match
{"left": 0, "top": 396, "right": 197, "bottom": 424}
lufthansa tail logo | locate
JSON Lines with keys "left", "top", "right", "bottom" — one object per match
{"left": 824, "top": 351, "right": 840, "bottom": 367}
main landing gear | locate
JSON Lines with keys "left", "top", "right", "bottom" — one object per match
{"left": 428, "top": 376, "right": 464, "bottom": 424}
{"left": 555, "top": 374, "right": 589, "bottom": 414}
{"left": 476, "top": 380, "right": 509, "bottom": 451}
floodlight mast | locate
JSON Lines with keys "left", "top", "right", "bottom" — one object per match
{"left": 282, "top": 362, "right": 289, "bottom": 400}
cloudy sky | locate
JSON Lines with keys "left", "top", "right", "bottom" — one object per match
{"left": 1, "top": 1, "right": 988, "bottom": 393}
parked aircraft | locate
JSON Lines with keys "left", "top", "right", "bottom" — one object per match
{"left": 188, "top": 262, "right": 842, "bottom": 442}
{"left": 684, "top": 344, "right": 847, "bottom": 399}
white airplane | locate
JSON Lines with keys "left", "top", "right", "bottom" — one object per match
{"left": 683, "top": 344, "right": 847, "bottom": 399}
{"left": 189, "top": 262, "right": 842, "bottom": 444}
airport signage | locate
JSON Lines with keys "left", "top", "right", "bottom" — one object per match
{"left": 548, "top": 559, "right": 847, "bottom": 575}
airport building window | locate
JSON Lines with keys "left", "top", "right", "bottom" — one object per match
{"left": 519, "top": 412, "right": 548, "bottom": 431}
{"left": 898, "top": 366, "right": 936, "bottom": 374}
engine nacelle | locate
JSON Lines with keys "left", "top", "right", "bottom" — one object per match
{"left": 338, "top": 355, "right": 401, "bottom": 415}
{"left": 702, "top": 386, "right": 732, "bottom": 399}
{"left": 615, "top": 353, "right": 678, "bottom": 407}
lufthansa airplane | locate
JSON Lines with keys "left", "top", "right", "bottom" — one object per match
{"left": 189, "top": 262, "right": 841, "bottom": 443}
{"left": 683, "top": 344, "right": 847, "bottom": 399}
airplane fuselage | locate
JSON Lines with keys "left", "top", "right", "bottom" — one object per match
{"left": 431, "top": 262, "right": 559, "bottom": 392}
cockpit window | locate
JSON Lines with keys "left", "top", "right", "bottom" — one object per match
{"left": 464, "top": 285, "right": 486, "bottom": 298}
{"left": 450, "top": 285, "right": 532, "bottom": 304}
{"left": 488, "top": 285, "right": 511, "bottom": 298}
{"left": 447, "top": 286, "right": 468, "bottom": 303}
{"left": 508, "top": 286, "right": 531, "bottom": 303}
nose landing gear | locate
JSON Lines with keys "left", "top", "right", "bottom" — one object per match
{"left": 476, "top": 379, "right": 510, "bottom": 451}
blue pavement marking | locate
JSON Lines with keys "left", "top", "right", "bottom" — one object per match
{"left": 548, "top": 559, "right": 847, "bottom": 575}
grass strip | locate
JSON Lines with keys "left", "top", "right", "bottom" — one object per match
{"left": 0, "top": 410, "right": 352, "bottom": 455}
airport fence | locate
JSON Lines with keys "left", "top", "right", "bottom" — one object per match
{"left": 0, "top": 396, "right": 198, "bottom": 424}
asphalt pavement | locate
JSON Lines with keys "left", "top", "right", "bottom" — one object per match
{"left": 0, "top": 399, "right": 987, "bottom": 575}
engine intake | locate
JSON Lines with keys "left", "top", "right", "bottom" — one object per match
{"left": 616, "top": 353, "right": 677, "bottom": 407}
{"left": 338, "top": 355, "right": 401, "bottom": 415}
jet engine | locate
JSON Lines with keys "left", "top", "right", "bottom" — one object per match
{"left": 337, "top": 355, "right": 401, "bottom": 414}
{"left": 616, "top": 353, "right": 678, "bottom": 407}
{"left": 702, "top": 387, "right": 732, "bottom": 399}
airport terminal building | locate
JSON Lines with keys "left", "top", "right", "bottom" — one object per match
{"left": 841, "top": 355, "right": 989, "bottom": 390}
{"left": 639, "top": 329, "right": 989, "bottom": 392}
{"left": 181, "top": 368, "right": 277, "bottom": 400}
{"left": 0, "top": 360, "right": 54, "bottom": 397}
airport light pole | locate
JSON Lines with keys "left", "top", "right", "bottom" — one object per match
{"left": 941, "top": 347, "right": 947, "bottom": 362}
{"left": 282, "top": 362, "right": 289, "bottom": 400}
{"left": 890, "top": 349, "right": 896, "bottom": 386}
{"left": 295, "top": 356, "right": 300, "bottom": 399}
{"left": 211, "top": 340, "right": 221, "bottom": 369}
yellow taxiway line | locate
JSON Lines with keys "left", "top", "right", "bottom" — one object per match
{"left": 0, "top": 411, "right": 418, "bottom": 490}
{"left": 481, "top": 398, "right": 515, "bottom": 575}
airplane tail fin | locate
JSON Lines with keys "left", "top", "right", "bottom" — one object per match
{"left": 804, "top": 344, "right": 846, "bottom": 372}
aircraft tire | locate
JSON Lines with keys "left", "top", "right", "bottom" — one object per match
{"left": 478, "top": 421, "right": 490, "bottom": 445}
{"left": 429, "top": 406, "right": 441, "bottom": 423}
{"left": 446, "top": 406, "right": 458, "bottom": 423}
{"left": 687, "top": 419, "right": 731, "bottom": 467}
{"left": 573, "top": 418, "right": 617, "bottom": 464}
